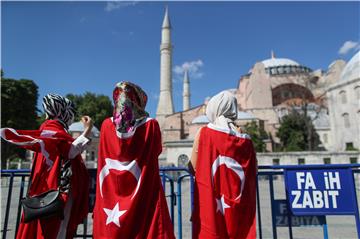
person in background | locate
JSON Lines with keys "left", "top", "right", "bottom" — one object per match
{"left": 93, "top": 82, "right": 175, "bottom": 238}
{"left": 189, "top": 90, "right": 257, "bottom": 239}
{"left": 1, "top": 93, "right": 92, "bottom": 239}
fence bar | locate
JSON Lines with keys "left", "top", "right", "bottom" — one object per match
{"left": 256, "top": 173, "right": 263, "bottom": 239}
{"left": 190, "top": 175, "right": 194, "bottom": 236}
{"left": 285, "top": 178, "right": 293, "bottom": 239}
{"left": 83, "top": 217, "right": 88, "bottom": 239}
{"left": 269, "top": 174, "right": 277, "bottom": 239}
{"left": 160, "top": 173, "right": 175, "bottom": 224}
{"left": 177, "top": 176, "right": 183, "bottom": 239}
{"left": 352, "top": 172, "right": 360, "bottom": 239}
{"left": 161, "top": 173, "right": 166, "bottom": 191}
{"left": 169, "top": 177, "right": 175, "bottom": 225}
{"left": 2, "top": 173, "right": 14, "bottom": 239}
{"left": 15, "top": 175, "right": 26, "bottom": 233}
{"left": 323, "top": 224, "right": 329, "bottom": 239}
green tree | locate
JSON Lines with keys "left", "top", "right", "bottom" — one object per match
{"left": 277, "top": 110, "right": 320, "bottom": 151}
{"left": 243, "top": 121, "right": 268, "bottom": 152}
{"left": 1, "top": 76, "right": 40, "bottom": 168}
{"left": 66, "top": 92, "right": 113, "bottom": 129}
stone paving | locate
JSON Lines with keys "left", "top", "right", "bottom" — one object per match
{"left": 1, "top": 175, "right": 360, "bottom": 239}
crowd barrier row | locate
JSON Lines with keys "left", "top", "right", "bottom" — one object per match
{"left": 1, "top": 164, "right": 360, "bottom": 239}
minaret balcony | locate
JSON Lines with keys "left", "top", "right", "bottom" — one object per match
{"left": 160, "top": 43, "right": 172, "bottom": 51}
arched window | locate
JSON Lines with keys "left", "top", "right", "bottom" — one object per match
{"left": 354, "top": 86, "right": 360, "bottom": 100}
{"left": 339, "top": 90, "right": 347, "bottom": 104}
{"left": 291, "top": 66, "right": 296, "bottom": 73}
{"left": 342, "top": 113, "right": 350, "bottom": 128}
{"left": 278, "top": 66, "right": 284, "bottom": 74}
{"left": 178, "top": 154, "right": 189, "bottom": 167}
{"left": 284, "top": 66, "right": 291, "bottom": 74}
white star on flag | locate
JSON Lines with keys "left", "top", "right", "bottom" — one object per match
{"left": 103, "top": 202, "right": 126, "bottom": 227}
{"left": 216, "top": 195, "right": 230, "bottom": 215}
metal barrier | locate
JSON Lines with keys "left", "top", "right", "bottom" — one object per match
{"left": 1, "top": 164, "right": 359, "bottom": 239}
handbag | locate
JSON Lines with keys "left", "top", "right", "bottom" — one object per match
{"left": 21, "top": 153, "right": 64, "bottom": 223}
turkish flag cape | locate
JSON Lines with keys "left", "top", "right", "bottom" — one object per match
{"left": 93, "top": 118, "right": 174, "bottom": 239}
{"left": 192, "top": 124, "right": 257, "bottom": 239}
{"left": 0, "top": 120, "right": 89, "bottom": 239}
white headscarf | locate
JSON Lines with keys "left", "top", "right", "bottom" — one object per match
{"left": 206, "top": 90, "right": 238, "bottom": 132}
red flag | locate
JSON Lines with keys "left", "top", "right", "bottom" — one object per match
{"left": 0, "top": 120, "right": 89, "bottom": 239}
{"left": 192, "top": 124, "right": 257, "bottom": 239}
{"left": 93, "top": 118, "right": 175, "bottom": 239}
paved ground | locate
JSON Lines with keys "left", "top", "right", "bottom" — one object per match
{"left": 2, "top": 174, "right": 360, "bottom": 239}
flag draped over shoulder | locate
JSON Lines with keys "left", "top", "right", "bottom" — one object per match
{"left": 0, "top": 120, "right": 89, "bottom": 239}
{"left": 93, "top": 117, "right": 175, "bottom": 239}
{"left": 192, "top": 124, "right": 257, "bottom": 239}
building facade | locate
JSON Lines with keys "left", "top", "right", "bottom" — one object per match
{"left": 327, "top": 51, "right": 360, "bottom": 151}
{"left": 155, "top": 8, "right": 359, "bottom": 166}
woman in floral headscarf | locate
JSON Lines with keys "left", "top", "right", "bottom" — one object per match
{"left": 93, "top": 82, "right": 174, "bottom": 239}
{"left": 112, "top": 82, "right": 149, "bottom": 133}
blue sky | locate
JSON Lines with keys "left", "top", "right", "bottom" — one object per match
{"left": 2, "top": 1, "right": 360, "bottom": 118}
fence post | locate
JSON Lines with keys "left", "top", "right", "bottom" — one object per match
{"left": 256, "top": 173, "right": 263, "bottom": 239}
{"left": 269, "top": 174, "right": 277, "bottom": 239}
{"left": 15, "top": 175, "right": 26, "bottom": 234}
{"left": 177, "top": 176, "right": 183, "bottom": 239}
{"left": 352, "top": 170, "right": 360, "bottom": 239}
{"left": 3, "top": 173, "right": 14, "bottom": 239}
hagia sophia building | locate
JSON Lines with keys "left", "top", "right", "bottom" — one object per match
{"left": 154, "top": 8, "right": 360, "bottom": 166}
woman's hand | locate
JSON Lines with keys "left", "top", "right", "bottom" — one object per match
{"left": 81, "top": 116, "right": 93, "bottom": 138}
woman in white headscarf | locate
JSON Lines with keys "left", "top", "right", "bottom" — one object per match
{"left": 190, "top": 90, "right": 257, "bottom": 239}
{"left": 189, "top": 90, "right": 243, "bottom": 172}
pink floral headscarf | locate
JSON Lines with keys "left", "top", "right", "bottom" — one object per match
{"left": 113, "top": 82, "right": 149, "bottom": 133}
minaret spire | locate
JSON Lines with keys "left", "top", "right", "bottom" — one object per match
{"left": 162, "top": 6, "right": 171, "bottom": 29}
{"left": 183, "top": 69, "right": 190, "bottom": 111}
{"left": 156, "top": 6, "right": 174, "bottom": 128}
{"left": 271, "top": 50, "right": 275, "bottom": 59}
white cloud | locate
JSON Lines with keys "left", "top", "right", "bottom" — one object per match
{"left": 105, "top": 1, "right": 138, "bottom": 12}
{"left": 173, "top": 60, "right": 204, "bottom": 81}
{"left": 338, "top": 41, "right": 360, "bottom": 55}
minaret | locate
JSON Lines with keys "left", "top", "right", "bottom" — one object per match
{"left": 183, "top": 69, "right": 190, "bottom": 111}
{"left": 156, "top": 7, "right": 174, "bottom": 127}
{"left": 271, "top": 50, "right": 276, "bottom": 59}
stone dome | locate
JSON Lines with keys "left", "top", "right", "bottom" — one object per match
{"left": 340, "top": 51, "right": 360, "bottom": 82}
{"left": 262, "top": 58, "right": 300, "bottom": 68}
{"left": 250, "top": 52, "right": 312, "bottom": 76}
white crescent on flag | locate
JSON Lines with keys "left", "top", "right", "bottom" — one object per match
{"left": 99, "top": 158, "right": 142, "bottom": 199}
{"left": 211, "top": 155, "right": 245, "bottom": 201}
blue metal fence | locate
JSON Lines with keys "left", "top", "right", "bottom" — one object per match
{"left": 1, "top": 164, "right": 359, "bottom": 239}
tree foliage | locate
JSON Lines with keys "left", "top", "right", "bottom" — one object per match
{"left": 243, "top": 121, "right": 268, "bottom": 152}
{"left": 1, "top": 75, "right": 40, "bottom": 168}
{"left": 66, "top": 92, "right": 113, "bottom": 129}
{"left": 277, "top": 110, "right": 320, "bottom": 151}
